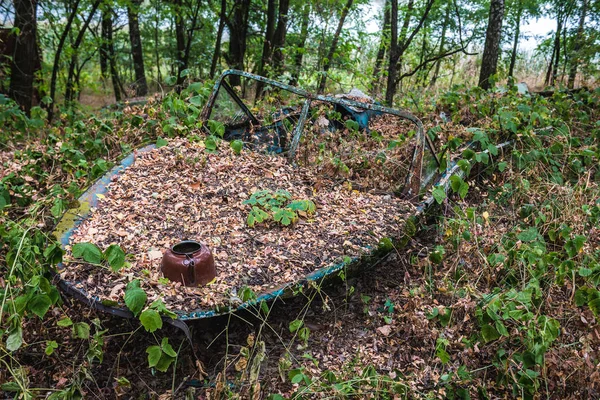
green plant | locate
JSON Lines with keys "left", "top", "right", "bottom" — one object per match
{"left": 243, "top": 189, "right": 316, "bottom": 227}
{"left": 146, "top": 337, "right": 178, "bottom": 372}
{"left": 71, "top": 242, "right": 127, "bottom": 272}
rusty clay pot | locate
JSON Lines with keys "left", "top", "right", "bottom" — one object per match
{"left": 161, "top": 240, "right": 216, "bottom": 286}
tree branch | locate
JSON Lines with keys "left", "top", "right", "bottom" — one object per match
{"left": 398, "top": 0, "right": 435, "bottom": 55}
{"left": 396, "top": 46, "right": 477, "bottom": 83}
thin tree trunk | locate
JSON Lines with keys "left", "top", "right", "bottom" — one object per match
{"left": 290, "top": 2, "right": 310, "bottom": 86}
{"left": 508, "top": 0, "right": 522, "bottom": 78}
{"left": 393, "top": 0, "right": 424, "bottom": 75}
{"left": 317, "top": 0, "right": 353, "bottom": 93}
{"left": 416, "top": 19, "right": 428, "bottom": 87}
{"left": 271, "top": 0, "right": 290, "bottom": 75}
{"left": 372, "top": 0, "right": 391, "bottom": 95}
{"left": 385, "top": 0, "right": 399, "bottom": 106}
{"left": 544, "top": 38, "right": 556, "bottom": 86}
{"left": 100, "top": 8, "right": 108, "bottom": 81}
{"left": 172, "top": 0, "right": 186, "bottom": 86}
{"left": 450, "top": 55, "right": 456, "bottom": 86}
{"left": 561, "top": 21, "right": 569, "bottom": 83}
{"left": 128, "top": 0, "right": 148, "bottom": 96}
{"left": 75, "top": 49, "right": 96, "bottom": 100}
{"left": 567, "top": 0, "right": 587, "bottom": 88}
{"left": 551, "top": 18, "right": 562, "bottom": 85}
{"left": 210, "top": 0, "right": 227, "bottom": 78}
{"left": 65, "top": 0, "right": 101, "bottom": 104}
{"left": 478, "top": 0, "right": 505, "bottom": 90}
{"left": 178, "top": 0, "right": 202, "bottom": 88}
{"left": 387, "top": 0, "right": 433, "bottom": 105}
{"left": 103, "top": 7, "right": 122, "bottom": 102}
{"left": 154, "top": 0, "right": 162, "bottom": 83}
{"left": 226, "top": 0, "right": 251, "bottom": 87}
{"left": 429, "top": 3, "right": 450, "bottom": 88}
{"left": 47, "top": 0, "right": 81, "bottom": 121}
{"left": 9, "top": 0, "right": 38, "bottom": 115}
{"left": 255, "top": 0, "right": 277, "bottom": 99}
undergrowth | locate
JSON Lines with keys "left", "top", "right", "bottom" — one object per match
{"left": 1, "top": 85, "right": 599, "bottom": 398}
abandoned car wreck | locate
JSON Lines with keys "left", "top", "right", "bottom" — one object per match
{"left": 55, "top": 70, "right": 442, "bottom": 319}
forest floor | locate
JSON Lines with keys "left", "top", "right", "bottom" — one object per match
{"left": 1, "top": 85, "right": 599, "bottom": 399}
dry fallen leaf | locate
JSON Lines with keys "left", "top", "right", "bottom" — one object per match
{"left": 148, "top": 249, "right": 163, "bottom": 261}
{"left": 377, "top": 325, "right": 392, "bottom": 336}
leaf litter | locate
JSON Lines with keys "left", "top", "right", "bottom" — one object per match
{"left": 63, "top": 137, "right": 416, "bottom": 313}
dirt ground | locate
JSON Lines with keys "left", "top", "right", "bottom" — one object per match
{"left": 9, "top": 205, "right": 599, "bottom": 399}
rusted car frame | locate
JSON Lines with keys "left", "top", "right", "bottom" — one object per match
{"left": 201, "top": 69, "right": 439, "bottom": 199}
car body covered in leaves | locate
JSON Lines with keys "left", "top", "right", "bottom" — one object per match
{"left": 54, "top": 70, "right": 494, "bottom": 322}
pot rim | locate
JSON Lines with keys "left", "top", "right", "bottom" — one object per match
{"left": 171, "top": 240, "right": 203, "bottom": 255}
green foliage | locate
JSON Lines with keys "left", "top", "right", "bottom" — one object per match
{"left": 432, "top": 185, "right": 446, "bottom": 204}
{"left": 72, "top": 322, "right": 90, "bottom": 339}
{"left": 230, "top": 139, "right": 244, "bottom": 154}
{"left": 124, "top": 279, "right": 147, "bottom": 316}
{"left": 139, "top": 298, "right": 177, "bottom": 332}
{"left": 72, "top": 242, "right": 102, "bottom": 264}
{"left": 429, "top": 245, "right": 446, "bottom": 264}
{"left": 247, "top": 206, "right": 270, "bottom": 228}
{"left": 146, "top": 338, "right": 177, "bottom": 372}
{"left": 243, "top": 189, "right": 316, "bottom": 228}
{"left": 140, "top": 309, "right": 162, "bottom": 332}
{"left": 104, "top": 244, "right": 126, "bottom": 272}
{"left": 156, "top": 137, "right": 168, "bottom": 148}
{"left": 71, "top": 242, "right": 127, "bottom": 272}
{"left": 449, "top": 175, "right": 469, "bottom": 199}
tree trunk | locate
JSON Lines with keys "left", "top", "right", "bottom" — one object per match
{"left": 508, "top": 0, "right": 522, "bottom": 78}
{"left": 271, "top": 0, "right": 290, "bottom": 75}
{"left": 561, "top": 20, "right": 569, "bottom": 82}
{"left": 317, "top": 0, "right": 353, "bottom": 93}
{"left": 172, "top": 0, "right": 186, "bottom": 86}
{"left": 226, "top": 0, "right": 251, "bottom": 87}
{"left": 385, "top": 0, "right": 399, "bottom": 106}
{"left": 393, "top": 0, "right": 425, "bottom": 76}
{"left": 75, "top": 49, "right": 96, "bottom": 100}
{"left": 47, "top": 0, "right": 81, "bottom": 121}
{"left": 255, "top": 0, "right": 277, "bottom": 99}
{"left": 386, "top": 0, "right": 434, "bottom": 106}
{"left": 102, "top": 6, "right": 122, "bottom": 102}
{"left": 9, "top": 0, "right": 38, "bottom": 115}
{"left": 153, "top": 0, "right": 162, "bottom": 83}
{"left": 544, "top": 38, "right": 556, "bottom": 86}
{"left": 178, "top": 0, "right": 202, "bottom": 88}
{"left": 567, "top": 0, "right": 586, "bottom": 88}
{"left": 551, "top": 18, "right": 562, "bottom": 86}
{"left": 372, "top": 0, "right": 391, "bottom": 95}
{"left": 271, "top": 0, "right": 290, "bottom": 76}
{"left": 100, "top": 8, "right": 108, "bottom": 81}
{"left": 478, "top": 0, "right": 505, "bottom": 90}
{"left": 290, "top": 2, "right": 310, "bottom": 86}
{"left": 210, "top": 0, "right": 227, "bottom": 78}
{"left": 128, "top": 0, "right": 148, "bottom": 96}
{"left": 64, "top": 0, "right": 102, "bottom": 104}
{"left": 416, "top": 19, "right": 428, "bottom": 87}
{"left": 429, "top": 3, "right": 450, "bottom": 88}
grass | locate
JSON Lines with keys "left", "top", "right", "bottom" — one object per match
{"left": 0, "top": 85, "right": 599, "bottom": 399}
